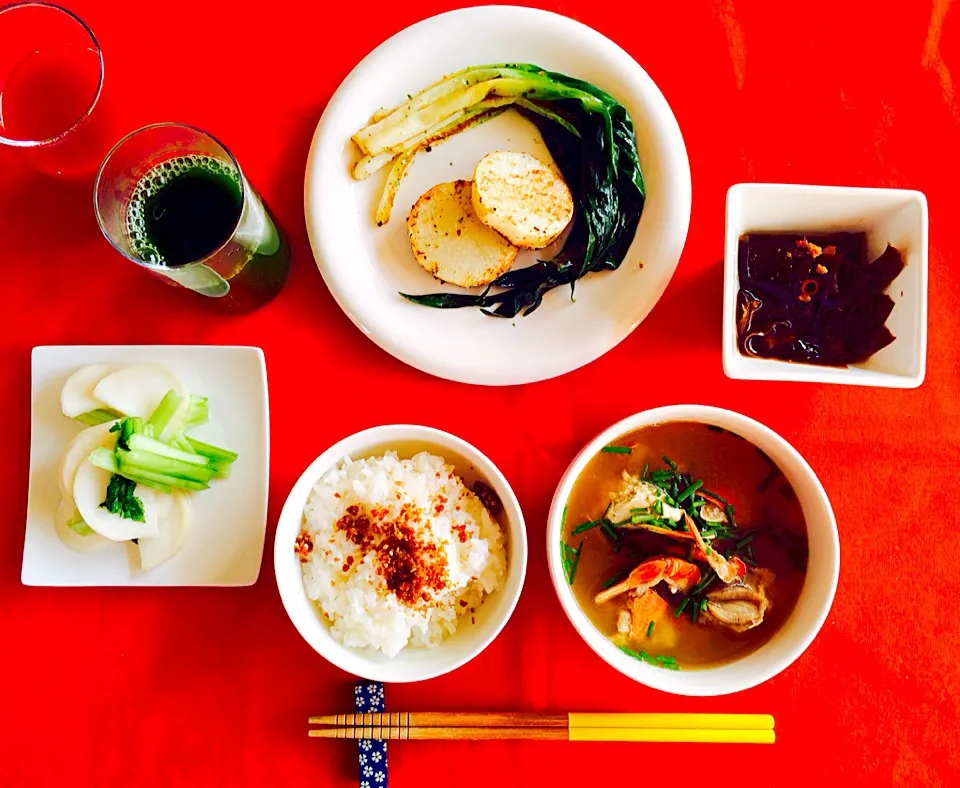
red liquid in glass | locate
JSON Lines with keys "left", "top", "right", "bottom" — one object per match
{"left": 0, "top": 45, "right": 106, "bottom": 175}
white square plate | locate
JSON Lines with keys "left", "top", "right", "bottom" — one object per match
{"left": 723, "top": 183, "right": 928, "bottom": 387}
{"left": 22, "top": 345, "right": 269, "bottom": 586}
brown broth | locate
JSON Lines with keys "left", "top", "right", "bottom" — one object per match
{"left": 564, "top": 421, "right": 808, "bottom": 669}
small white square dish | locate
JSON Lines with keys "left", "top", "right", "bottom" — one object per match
{"left": 22, "top": 345, "right": 269, "bottom": 586}
{"left": 723, "top": 183, "right": 928, "bottom": 387}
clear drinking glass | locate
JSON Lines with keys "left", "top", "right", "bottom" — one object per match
{"left": 94, "top": 123, "right": 291, "bottom": 311}
{"left": 0, "top": 2, "right": 108, "bottom": 175}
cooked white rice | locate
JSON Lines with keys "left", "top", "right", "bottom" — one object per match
{"left": 299, "top": 451, "right": 506, "bottom": 658}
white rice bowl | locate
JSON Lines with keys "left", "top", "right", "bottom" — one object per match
{"left": 299, "top": 451, "right": 507, "bottom": 658}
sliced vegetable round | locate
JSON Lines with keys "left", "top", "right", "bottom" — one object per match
{"left": 93, "top": 364, "right": 189, "bottom": 422}
{"left": 58, "top": 421, "right": 118, "bottom": 499}
{"left": 60, "top": 363, "right": 121, "bottom": 419}
{"left": 53, "top": 497, "right": 112, "bottom": 554}
{"left": 138, "top": 492, "right": 193, "bottom": 571}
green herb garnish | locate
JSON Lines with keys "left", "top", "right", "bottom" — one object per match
{"left": 572, "top": 519, "right": 601, "bottom": 535}
{"left": 618, "top": 645, "right": 680, "bottom": 670}
{"left": 676, "top": 479, "right": 703, "bottom": 503}
{"left": 674, "top": 597, "right": 690, "bottom": 618}
{"left": 662, "top": 456, "right": 678, "bottom": 471}
{"left": 646, "top": 620, "right": 655, "bottom": 638}
{"left": 724, "top": 504, "right": 738, "bottom": 529}
{"left": 99, "top": 474, "right": 145, "bottom": 522}
{"left": 601, "top": 445, "right": 632, "bottom": 454}
{"left": 602, "top": 568, "right": 631, "bottom": 589}
{"left": 736, "top": 534, "right": 755, "bottom": 549}
{"left": 630, "top": 513, "right": 660, "bottom": 524}
{"left": 641, "top": 463, "right": 649, "bottom": 480}
{"left": 699, "top": 488, "right": 727, "bottom": 505}
{"left": 560, "top": 538, "right": 583, "bottom": 585}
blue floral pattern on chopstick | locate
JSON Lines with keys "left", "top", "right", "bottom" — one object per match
{"left": 355, "top": 682, "right": 387, "bottom": 787}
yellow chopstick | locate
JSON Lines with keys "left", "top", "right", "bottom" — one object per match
{"left": 569, "top": 712, "right": 775, "bottom": 730}
{"left": 568, "top": 727, "right": 775, "bottom": 744}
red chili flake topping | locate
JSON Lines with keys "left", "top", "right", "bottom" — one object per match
{"left": 334, "top": 502, "right": 448, "bottom": 608}
{"left": 294, "top": 531, "right": 314, "bottom": 563}
{"left": 452, "top": 523, "right": 468, "bottom": 544}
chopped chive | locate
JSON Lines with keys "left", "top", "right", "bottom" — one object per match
{"left": 690, "top": 499, "right": 705, "bottom": 508}
{"left": 600, "top": 520, "right": 618, "bottom": 541}
{"left": 758, "top": 469, "right": 780, "bottom": 493}
{"left": 700, "top": 530, "right": 717, "bottom": 539}
{"left": 630, "top": 507, "right": 650, "bottom": 514}
{"left": 617, "top": 645, "right": 681, "bottom": 671}
{"left": 691, "top": 604, "right": 698, "bottom": 623}
{"left": 700, "top": 598, "right": 708, "bottom": 612}
{"left": 646, "top": 620, "right": 655, "bottom": 638}
{"left": 743, "top": 555, "right": 758, "bottom": 567}
{"left": 602, "top": 445, "right": 632, "bottom": 454}
{"left": 641, "top": 463, "right": 649, "bottom": 480}
{"left": 631, "top": 514, "right": 660, "bottom": 524}
{"left": 561, "top": 504, "right": 568, "bottom": 528}
{"left": 735, "top": 534, "right": 755, "bottom": 549}
{"left": 674, "top": 597, "right": 690, "bottom": 618}
{"left": 602, "top": 568, "right": 631, "bottom": 589}
{"left": 699, "top": 488, "right": 728, "bottom": 505}
{"left": 572, "top": 519, "right": 600, "bottom": 535}
{"left": 724, "top": 505, "right": 738, "bottom": 529}
{"left": 560, "top": 538, "right": 583, "bottom": 585}
{"left": 705, "top": 546, "right": 712, "bottom": 555}
{"left": 676, "top": 480, "right": 704, "bottom": 502}
{"left": 662, "top": 456, "right": 678, "bottom": 470}
{"left": 569, "top": 543, "right": 583, "bottom": 582}
{"left": 654, "top": 499, "right": 663, "bottom": 515}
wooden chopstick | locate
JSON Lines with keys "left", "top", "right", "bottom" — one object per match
{"left": 309, "top": 726, "right": 775, "bottom": 744}
{"left": 308, "top": 711, "right": 774, "bottom": 731}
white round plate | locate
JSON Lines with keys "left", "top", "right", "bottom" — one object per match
{"left": 305, "top": 6, "right": 691, "bottom": 385}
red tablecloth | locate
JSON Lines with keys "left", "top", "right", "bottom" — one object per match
{"left": 3, "top": 1, "right": 959, "bottom": 785}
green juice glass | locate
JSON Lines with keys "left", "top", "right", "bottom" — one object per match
{"left": 94, "top": 123, "right": 290, "bottom": 310}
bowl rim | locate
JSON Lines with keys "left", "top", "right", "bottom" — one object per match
{"left": 274, "top": 423, "right": 528, "bottom": 683}
{"left": 721, "top": 181, "right": 928, "bottom": 388}
{"left": 546, "top": 404, "right": 840, "bottom": 696}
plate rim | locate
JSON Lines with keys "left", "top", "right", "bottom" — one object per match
{"left": 304, "top": 5, "right": 692, "bottom": 386}
{"left": 22, "top": 344, "right": 270, "bottom": 587}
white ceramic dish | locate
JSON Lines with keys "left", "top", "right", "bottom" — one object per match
{"left": 274, "top": 425, "right": 527, "bottom": 683}
{"left": 546, "top": 405, "right": 839, "bottom": 696}
{"left": 723, "top": 183, "right": 928, "bottom": 387}
{"left": 305, "top": 6, "right": 691, "bottom": 386}
{"left": 22, "top": 345, "right": 269, "bottom": 586}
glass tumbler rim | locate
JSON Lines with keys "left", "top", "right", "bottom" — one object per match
{"left": 0, "top": 1, "right": 104, "bottom": 148}
{"left": 93, "top": 121, "right": 249, "bottom": 273}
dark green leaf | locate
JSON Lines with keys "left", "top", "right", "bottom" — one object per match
{"left": 99, "top": 474, "right": 145, "bottom": 523}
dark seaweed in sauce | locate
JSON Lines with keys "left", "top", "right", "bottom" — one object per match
{"left": 737, "top": 232, "right": 905, "bottom": 366}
